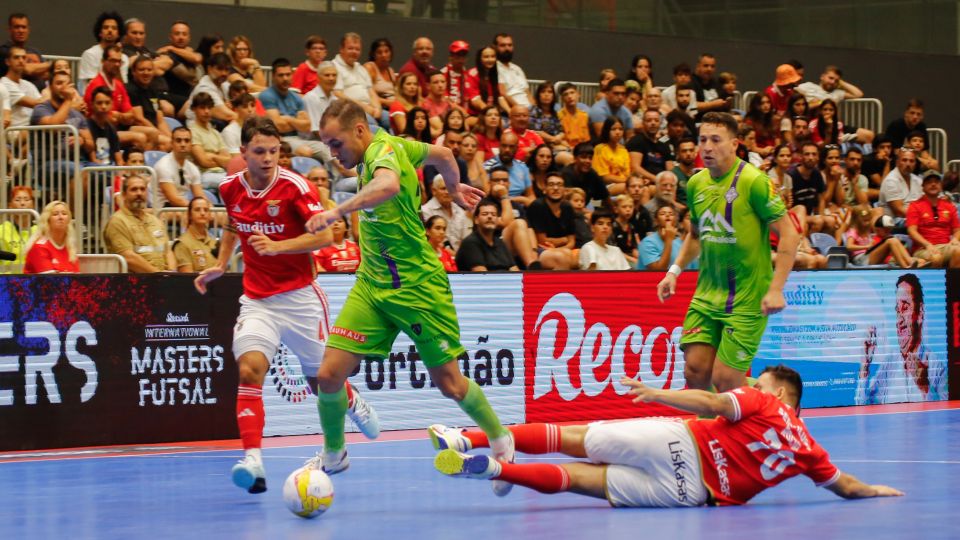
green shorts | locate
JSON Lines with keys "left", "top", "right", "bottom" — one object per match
{"left": 678, "top": 303, "right": 768, "bottom": 372}
{"left": 327, "top": 271, "right": 466, "bottom": 368}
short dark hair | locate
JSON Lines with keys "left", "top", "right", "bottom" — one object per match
{"left": 599, "top": 117, "right": 623, "bottom": 144}
{"left": 92, "top": 11, "right": 124, "bottom": 41}
{"left": 130, "top": 54, "right": 153, "bottom": 73}
{"left": 823, "top": 64, "right": 843, "bottom": 77}
{"left": 475, "top": 198, "right": 501, "bottom": 217}
{"left": 787, "top": 59, "right": 804, "bottom": 71}
{"left": 123, "top": 146, "right": 144, "bottom": 161}
{"left": 760, "top": 364, "right": 804, "bottom": 413}
{"left": 606, "top": 77, "right": 626, "bottom": 89}
{"left": 241, "top": 116, "right": 282, "bottom": 145}
{"left": 172, "top": 126, "right": 192, "bottom": 139}
{"left": 367, "top": 38, "right": 392, "bottom": 62}
{"left": 699, "top": 112, "right": 738, "bottom": 138}
{"left": 672, "top": 62, "right": 692, "bottom": 76}
{"left": 101, "top": 43, "right": 122, "bottom": 63}
{"left": 801, "top": 141, "right": 820, "bottom": 153}
{"left": 590, "top": 209, "right": 614, "bottom": 225}
{"left": 906, "top": 98, "right": 924, "bottom": 110}
{"left": 906, "top": 130, "right": 925, "bottom": 141}
{"left": 190, "top": 92, "right": 214, "bottom": 109}
{"left": 557, "top": 82, "right": 576, "bottom": 95}
{"left": 8, "top": 13, "right": 28, "bottom": 25}
{"left": 91, "top": 86, "right": 113, "bottom": 101}
{"left": 493, "top": 32, "right": 511, "bottom": 43}
{"left": 305, "top": 35, "right": 326, "bottom": 49}
{"left": 488, "top": 165, "right": 509, "bottom": 177}
{"left": 231, "top": 92, "right": 256, "bottom": 109}
{"left": 896, "top": 273, "right": 923, "bottom": 308}
{"left": 677, "top": 136, "right": 697, "bottom": 148}
{"left": 844, "top": 147, "right": 863, "bottom": 157}
{"left": 205, "top": 52, "right": 232, "bottom": 70}
{"left": 271, "top": 57, "right": 292, "bottom": 72}
{"left": 426, "top": 69, "right": 444, "bottom": 80}
{"left": 320, "top": 99, "right": 368, "bottom": 131}
{"left": 666, "top": 109, "right": 691, "bottom": 126}
{"left": 573, "top": 142, "right": 594, "bottom": 156}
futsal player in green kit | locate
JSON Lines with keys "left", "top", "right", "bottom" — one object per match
{"left": 306, "top": 99, "right": 517, "bottom": 496}
{"left": 657, "top": 112, "right": 801, "bottom": 393}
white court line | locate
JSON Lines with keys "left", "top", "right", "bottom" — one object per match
{"left": 832, "top": 459, "right": 960, "bottom": 465}
{"left": 804, "top": 407, "right": 960, "bottom": 420}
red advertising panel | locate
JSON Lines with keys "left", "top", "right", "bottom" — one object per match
{"left": 523, "top": 271, "right": 697, "bottom": 422}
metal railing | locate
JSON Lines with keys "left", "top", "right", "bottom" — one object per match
{"left": 947, "top": 160, "right": 960, "bottom": 173}
{"left": 157, "top": 207, "right": 240, "bottom": 271}
{"left": 529, "top": 79, "right": 598, "bottom": 105}
{"left": 0, "top": 208, "right": 40, "bottom": 274}
{"left": 741, "top": 90, "right": 757, "bottom": 112}
{"left": 1, "top": 124, "right": 83, "bottom": 210}
{"left": 78, "top": 253, "right": 128, "bottom": 273}
{"left": 80, "top": 165, "right": 158, "bottom": 254}
{"left": 928, "top": 128, "right": 948, "bottom": 166}
{"left": 840, "top": 98, "right": 883, "bottom": 135}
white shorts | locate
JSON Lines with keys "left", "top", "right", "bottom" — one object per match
{"left": 584, "top": 418, "right": 708, "bottom": 508}
{"left": 233, "top": 282, "right": 330, "bottom": 375}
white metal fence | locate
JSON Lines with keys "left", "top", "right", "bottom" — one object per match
{"left": 0, "top": 124, "right": 83, "bottom": 210}
{"left": 841, "top": 98, "right": 883, "bottom": 135}
{"left": 79, "top": 165, "right": 158, "bottom": 254}
{"left": 928, "top": 128, "right": 948, "bottom": 166}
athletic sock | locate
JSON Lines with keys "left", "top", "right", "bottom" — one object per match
{"left": 236, "top": 384, "right": 265, "bottom": 451}
{"left": 344, "top": 383, "right": 356, "bottom": 409}
{"left": 462, "top": 423, "right": 562, "bottom": 454}
{"left": 457, "top": 379, "right": 510, "bottom": 440}
{"left": 317, "top": 386, "right": 348, "bottom": 452}
{"left": 494, "top": 462, "right": 570, "bottom": 494}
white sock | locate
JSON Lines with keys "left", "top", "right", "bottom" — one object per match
{"left": 489, "top": 433, "right": 514, "bottom": 459}
{"left": 245, "top": 448, "right": 262, "bottom": 462}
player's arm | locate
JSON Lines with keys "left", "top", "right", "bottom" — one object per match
{"left": 656, "top": 228, "right": 700, "bottom": 302}
{"left": 622, "top": 378, "right": 738, "bottom": 421}
{"left": 824, "top": 472, "right": 903, "bottom": 499}
{"left": 765, "top": 211, "right": 801, "bottom": 314}
{"left": 248, "top": 228, "right": 332, "bottom": 256}
{"left": 195, "top": 228, "right": 239, "bottom": 294}
{"left": 424, "top": 144, "right": 484, "bottom": 211}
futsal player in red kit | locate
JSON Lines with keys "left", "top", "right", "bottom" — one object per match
{"left": 195, "top": 117, "right": 380, "bottom": 494}
{"left": 432, "top": 365, "right": 902, "bottom": 506}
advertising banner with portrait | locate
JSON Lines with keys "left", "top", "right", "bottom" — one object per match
{"left": 947, "top": 270, "right": 960, "bottom": 400}
{"left": 754, "top": 270, "right": 948, "bottom": 407}
{"left": 261, "top": 273, "right": 526, "bottom": 436}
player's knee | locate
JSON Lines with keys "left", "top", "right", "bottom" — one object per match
{"left": 315, "top": 364, "right": 341, "bottom": 394}
{"left": 683, "top": 362, "right": 711, "bottom": 389}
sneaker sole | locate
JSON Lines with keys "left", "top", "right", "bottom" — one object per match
{"left": 492, "top": 479, "right": 514, "bottom": 497}
{"left": 348, "top": 410, "right": 381, "bottom": 440}
{"left": 434, "top": 449, "right": 466, "bottom": 475}
{"left": 248, "top": 477, "right": 267, "bottom": 494}
{"left": 231, "top": 465, "right": 256, "bottom": 489}
{"left": 428, "top": 425, "right": 447, "bottom": 451}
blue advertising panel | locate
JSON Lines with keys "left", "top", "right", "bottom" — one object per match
{"left": 754, "top": 270, "right": 947, "bottom": 407}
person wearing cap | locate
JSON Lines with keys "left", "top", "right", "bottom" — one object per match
{"left": 764, "top": 64, "right": 801, "bottom": 117}
{"left": 906, "top": 170, "right": 960, "bottom": 268}
{"left": 795, "top": 65, "right": 863, "bottom": 110}
{"left": 879, "top": 147, "right": 923, "bottom": 222}
{"left": 442, "top": 40, "right": 470, "bottom": 109}
{"left": 399, "top": 36, "right": 436, "bottom": 97}
{"left": 561, "top": 142, "right": 610, "bottom": 206}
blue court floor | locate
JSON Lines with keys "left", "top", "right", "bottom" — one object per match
{"left": 2, "top": 406, "right": 958, "bottom": 540}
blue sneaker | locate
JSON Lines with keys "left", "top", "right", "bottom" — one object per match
{"left": 434, "top": 449, "right": 501, "bottom": 479}
{"left": 347, "top": 387, "right": 381, "bottom": 439}
{"left": 231, "top": 455, "right": 267, "bottom": 494}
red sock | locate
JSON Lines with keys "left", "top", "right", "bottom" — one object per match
{"left": 463, "top": 423, "right": 562, "bottom": 454}
{"left": 236, "top": 385, "right": 265, "bottom": 450}
{"left": 495, "top": 462, "right": 570, "bottom": 494}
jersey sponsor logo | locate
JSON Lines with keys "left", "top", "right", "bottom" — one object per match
{"left": 331, "top": 326, "right": 367, "bottom": 343}
{"left": 266, "top": 199, "right": 281, "bottom": 217}
{"left": 682, "top": 326, "right": 702, "bottom": 336}
{"left": 234, "top": 221, "right": 286, "bottom": 234}
{"left": 698, "top": 209, "right": 736, "bottom": 244}
{"left": 237, "top": 408, "right": 255, "bottom": 418}
{"left": 308, "top": 202, "right": 324, "bottom": 213}
{"left": 668, "top": 440, "right": 689, "bottom": 502}
{"left": 708, "top": 439, "right": 732, "bottom": 497}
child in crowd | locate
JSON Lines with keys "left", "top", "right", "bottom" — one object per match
{"left": 610, "top": 194, "right": 640, "bottom": 266}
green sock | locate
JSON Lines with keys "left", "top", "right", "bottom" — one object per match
{"left": 317, "top": 386, "right": 348, "bottom": 452}
{"left": 457, "top": 379, "right": 509, "bottom": 439}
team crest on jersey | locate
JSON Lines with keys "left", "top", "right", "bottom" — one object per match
{"left": 266, "top": 199, "right": 281, "bottom": 217}
{"left": 231, "top": 203, "right": 242, "bottom": 213}
{"left": 724, "top": 187, "right": 739, "bottom": 204}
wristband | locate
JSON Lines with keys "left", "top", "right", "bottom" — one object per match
{"left": 668, "top": 264, "right": 683, "bottom": 277}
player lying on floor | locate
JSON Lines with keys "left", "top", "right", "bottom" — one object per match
{"left": 431, "top": 365, "right": 903, "bottom": 506}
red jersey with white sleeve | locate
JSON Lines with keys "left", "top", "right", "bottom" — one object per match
{"left": 220, "top": 167, "right": 323, "bottom": 299}
{"left": 313, "top": 240, "right": 361, "bottom": 273}
{"left": 686, "top": 387, "right": 840, "bottom": 505}
{"left": 23, "top": 238, "right": 80, "bottom": 274}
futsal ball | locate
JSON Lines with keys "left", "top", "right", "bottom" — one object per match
{"left": 283, "top": 466, "right": 334, "bottom": 518}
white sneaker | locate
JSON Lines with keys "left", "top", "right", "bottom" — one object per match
{"left": 302, "top": 452, "right": 324, "bottom": 471}
{"left": 434, "top": 449, "right": 501, "bottom": 479}
{"left": 321, "top": 448, "right": 350, "bottom": 475}
{"left": 428, "top": 424, "right": 471, "bottom": 452}
{"left": 231, "top": 454, "right": 267, "bottom": 494}
{"left": 347, "top": 387, "right": 381, "bottom": 439}
{"left": 490, "top": 432, "right": 515, "bottom": 497}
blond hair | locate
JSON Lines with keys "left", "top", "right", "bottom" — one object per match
{"left": 565, "top": 187, "right": 586, "bottom": 202}
{"left": 850, "top": 204, "right": 874, "bottom": 235}
{"left": 24, "top": 201, "right": 78, "bottom": 263}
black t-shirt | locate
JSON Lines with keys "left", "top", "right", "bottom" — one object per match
{"left": 884, "top": 118, "right": 928, "bottom": 148}
{"left": 526, "top": 198, "right": 576, "bottom": 239}
{"left": 788, "top": 166, "right": 825, "bottom": 215}
{"left": 572, "top": 214, "right": 592, "bottom": 248}
{"left": 88, "top": 120, "right": 119, "bottom": 164}
{"left": 456, "top": 232, "right": 515, "bottom": 271}
{"left": 561, "top": 164, "right": 609, "bottom": 204}
{"left": 163, "top": 51, "right": 195, "bottom": 98}
{"left": 861, "top": 156, "right": 889, "bottom": 185}
{"left": 626, "top": 134, "right": 673, "bottom": 176}
{"left": 126, "top": 81, "right": 160, "bottom": 126}
{"left": 609, "top": 218, "right": 638, "bottom": 255}
{"left": 630, "top": 204, "right": 653, "bottom": 238}
{"left": 423, "top": 158, "right": 470, "bottom": 186}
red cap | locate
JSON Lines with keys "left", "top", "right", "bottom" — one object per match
{"left": 449, "top": 40, "right": 470, "bottom": 54}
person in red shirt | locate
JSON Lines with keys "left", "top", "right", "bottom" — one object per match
{"left": 441, "top": 40, "right": 470, "bottom": 109}
{"left": 432, "top": 364, "right": 902, "bottom": 507}
{"left": 422, "top": 70, "right": 453, "bottom": 137}
{"left": 193, "top": 116, "right": 380, "bottom": 496}
{"left": 764, "top": 64, "right": 801, "bottom": 118}
{"left": 23, "top": 201, "right": 80, "bottom": 274}
{"left": 291, "top": 35, "right": 328, "bottom": 95}
{"left": 906, "top": 171, "right": 960, "bottom": 267}
{"left": 503, "top": 104, "right": 544, "bottom": 162}
{"left": 398, "top": 36, "right": 435, "bottom": 97}
{"left": 83, "top": 44, "right": 159, "bottom": 150}
{"left": 425, "top": 215, "right": 458, "bottom": 271}
{"left": 313, "top": 216, "right": 360, "bottom": 272}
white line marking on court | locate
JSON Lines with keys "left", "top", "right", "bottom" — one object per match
{"left": 831, "top": 459, "right": 960, "bottom": 465}
{"left": 804, "top": 407, "right": 960, "bottom": 419}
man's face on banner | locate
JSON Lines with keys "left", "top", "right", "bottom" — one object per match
{"left": 895, "top": 281, "right": 921, "bottom": 354}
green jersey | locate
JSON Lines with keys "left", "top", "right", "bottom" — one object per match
{"left": 686, "top": 158, "right": 786, "bottom": 315}
{"left": 356, "top": 130, "right": 444, "bottom": 288}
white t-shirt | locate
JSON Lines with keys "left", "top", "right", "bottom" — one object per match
{"left": 795, "top": 82, "right": 847, "bottom": 105}
{"left": 497, "top": 61, "right": 530, "bottom": 107}
{"left": 221, "top": 121, "right": 241, "bottom": 154}
{"left": 333, "top": 55, "right": 373, "bottom": 105}
{"left": 185, "top": 75, "right": 226, "bottom": 120}
{"left": 1, "top": 76, "right": 40, "bottom": 127}
{"left": 0, "top": 83, "right": 9, "bottom": 112}
{"left": 579, "top": 240, "right": 631, "bottom": 270}
{"left": 154, "top": 153, "right": 202, "bottom": 207}
{"left": 879, "top": 168, "right": 923, "bottom": 217}
{"left": 421, "top": 197, "right": 473, "bottom": 252}
{"left": 303, "top": 85, "right": 337, "bottom": 137}
{"left": 78, "top": 44, "right": 129, "bottom": 88}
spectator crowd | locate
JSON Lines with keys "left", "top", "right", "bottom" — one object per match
{"left": 1, "top": 10, "right": 958, "bottom": 274}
